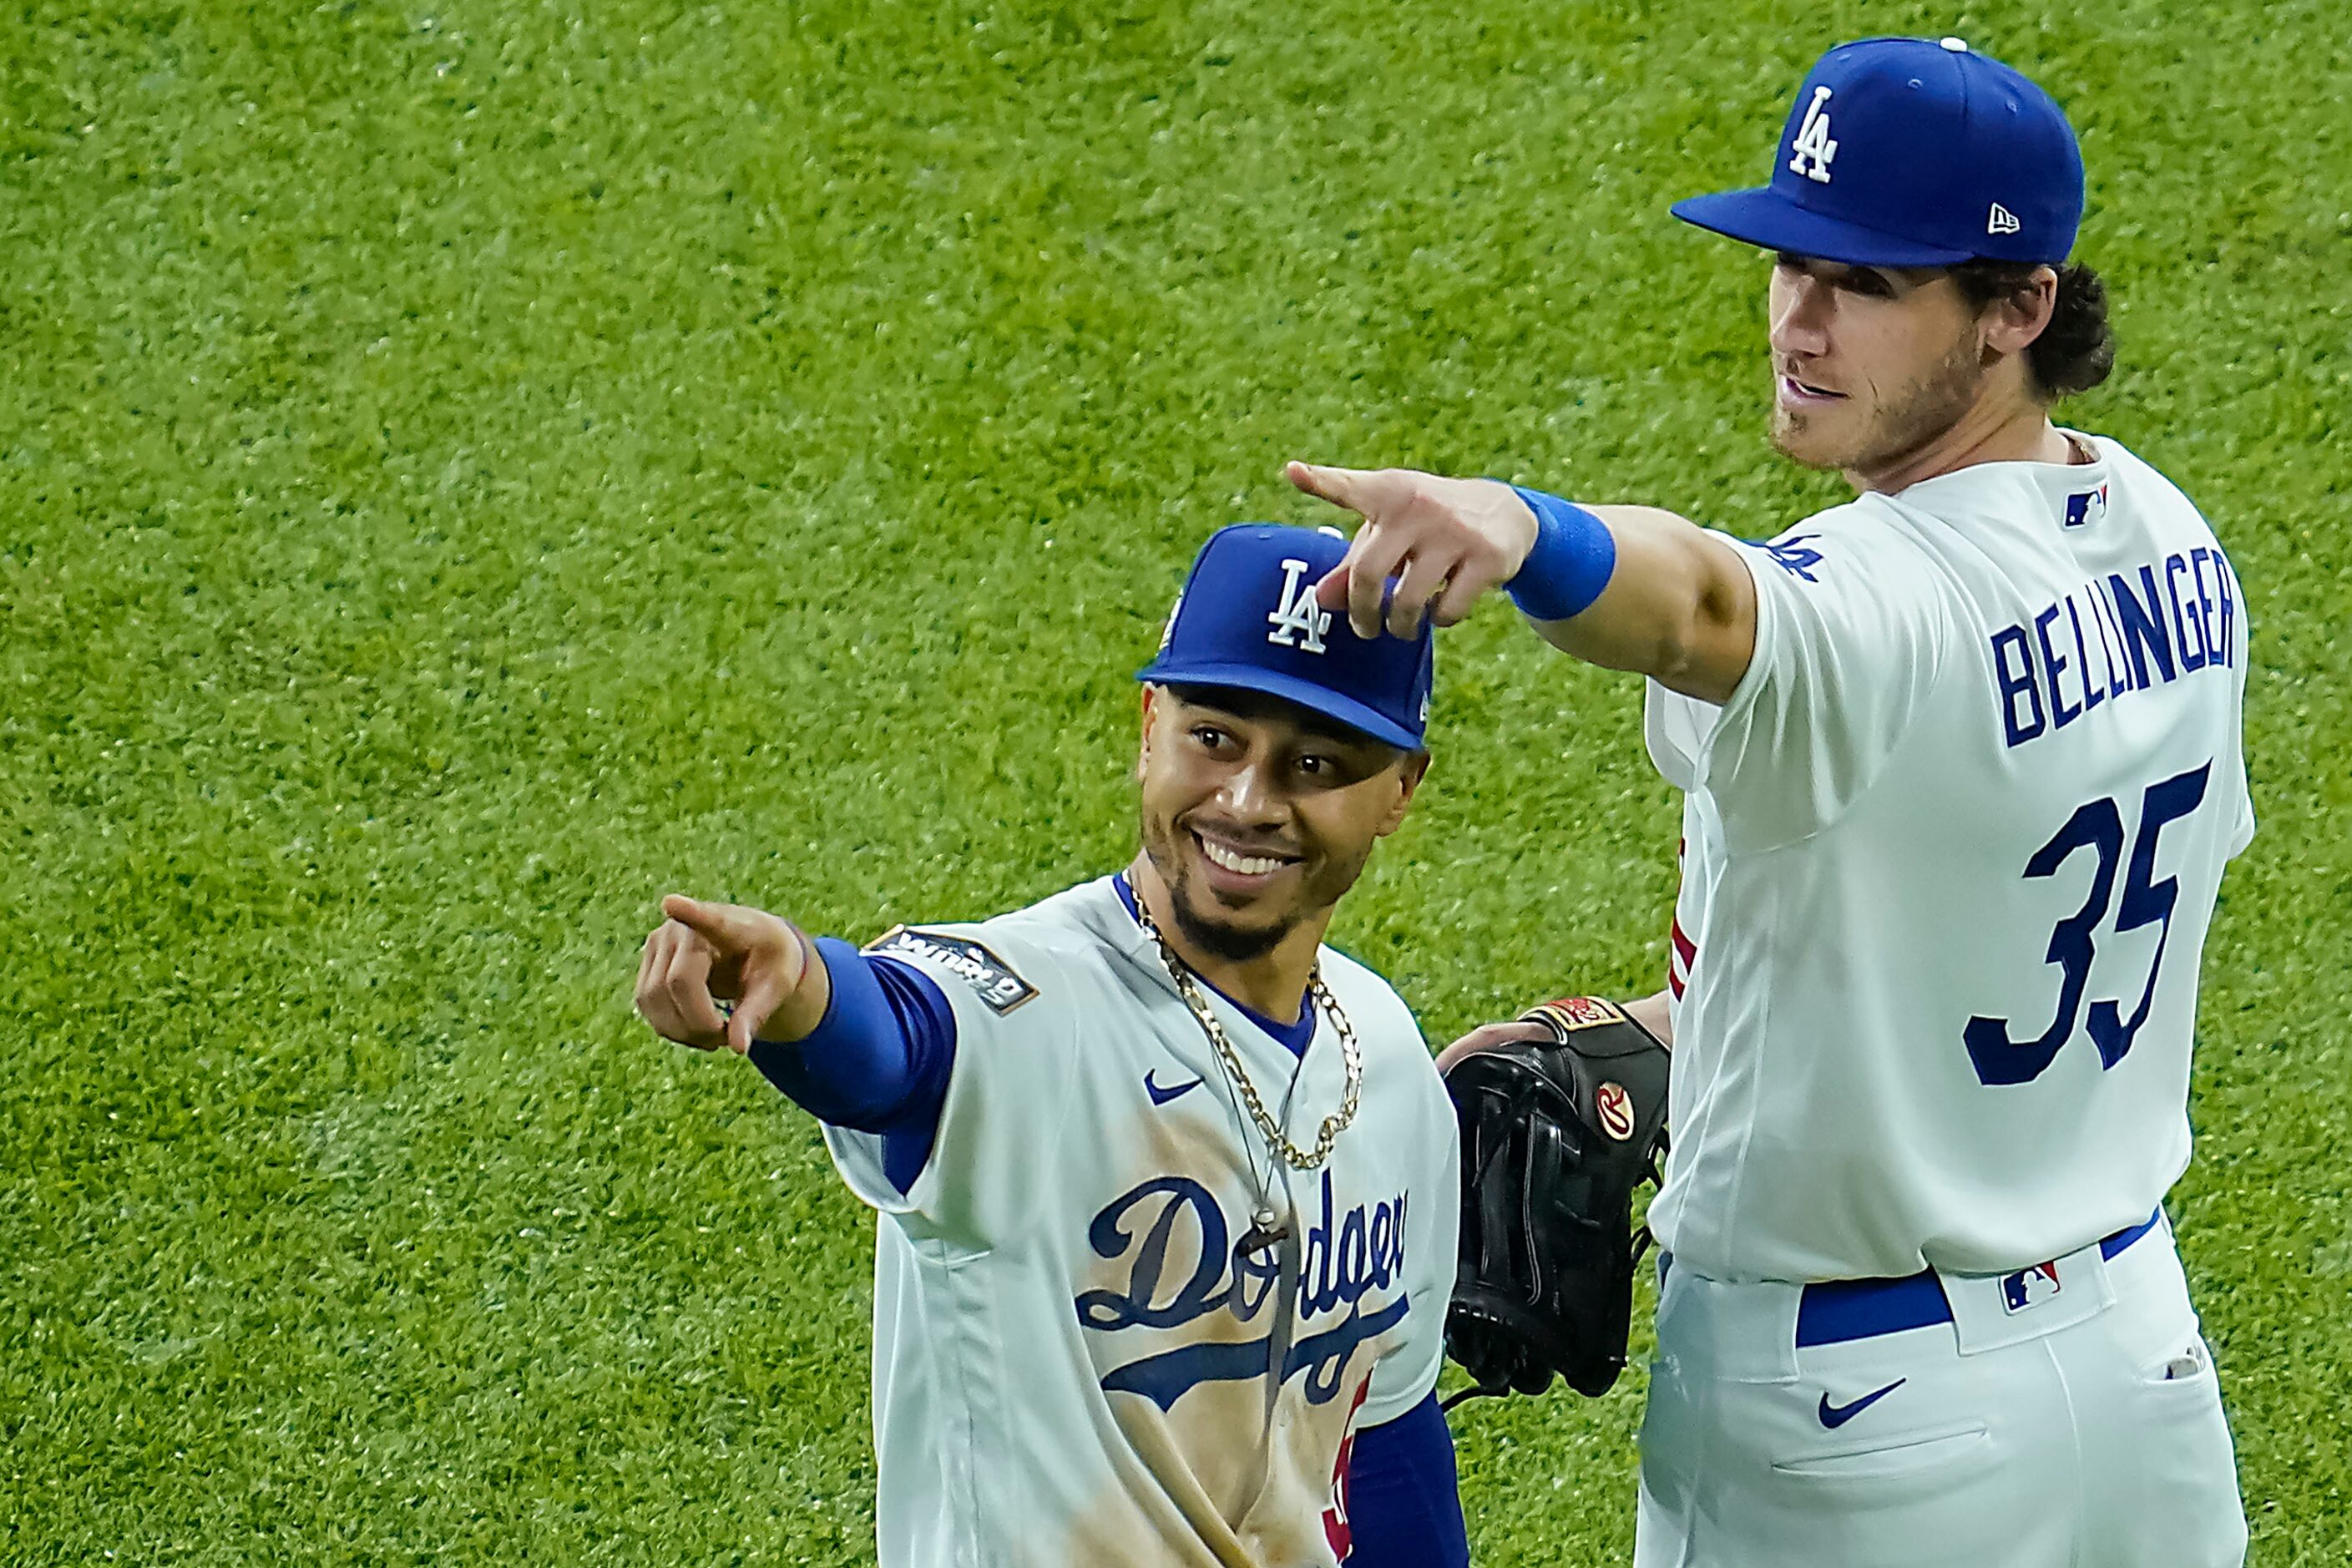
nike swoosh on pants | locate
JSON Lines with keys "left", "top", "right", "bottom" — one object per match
{"left": 1817, "top": 1378, "right": 1907, "bottom": 1429}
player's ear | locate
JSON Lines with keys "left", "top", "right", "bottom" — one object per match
{"left": 1373, "top": 749, "right": 1431, "bottom": 837}
{"left": 1979, "top": 265, "right": 2059, "bottom": 358}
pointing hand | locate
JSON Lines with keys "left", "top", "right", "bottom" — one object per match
{"left": 634, "top": 894, "right": 822, "bottom": 1055}
{"left": 1285, "top": 462, "right": 1540, "bottom": 639}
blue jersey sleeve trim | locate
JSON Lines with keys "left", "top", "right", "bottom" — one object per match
{"left": 746, "top": 940, "right": 956, "bottom": 1193}
{"left": 1339, "top": 1393, "right": 1469, "bottom": 1566}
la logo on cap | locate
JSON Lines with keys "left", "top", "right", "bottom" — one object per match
{"left": 1265, "top": 558, "right": 1332, "bottom": 654}
{"left": 1788, "top": 84, "right": 1838, "bottom": 183}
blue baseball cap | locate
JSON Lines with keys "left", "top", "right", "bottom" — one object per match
{"left": 1136, "top": 524, "right": 1435, "bottom": 751}
{"left": 1672, "top": 37, "right": 2084, "bottom": 268}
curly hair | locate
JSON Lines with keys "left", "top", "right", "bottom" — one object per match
{"left": 1950, "top": 260, "right": 2116, "bottom": 402}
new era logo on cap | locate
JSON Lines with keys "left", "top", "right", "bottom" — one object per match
{"left": 1989, "top": 201, "right": 2021, "bottom": 235}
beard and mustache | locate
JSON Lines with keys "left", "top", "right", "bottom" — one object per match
{"left": 1136, "top": 809, "right": 1373, "bottom": 964}
{"left": 1770, "top": 331, "right": 1989, "bottom": 477}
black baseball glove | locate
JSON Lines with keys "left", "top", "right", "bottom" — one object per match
{"left": 1441, "top": 997, "right": 1672, "bottom": 1404}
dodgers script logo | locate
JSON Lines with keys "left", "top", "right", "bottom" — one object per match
{"left": 1266, "top": 558, "right": 1333, "bottom": 654}
{"left": 1074, "top": 1171, "right": 1409, "bottom": 1413}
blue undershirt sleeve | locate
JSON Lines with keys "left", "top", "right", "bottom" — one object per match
{"left": 746, "top": 938, "right": 957, "bottom": 1195}
{"left": 1340, "top": 1393, "right": 1469, "bottom": 1567}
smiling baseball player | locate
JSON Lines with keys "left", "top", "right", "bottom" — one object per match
{"left": 1288, "top": 37, "right": 2253, "bottom": 1568}
{"left": 635, "top": 524, "right": 1469, "bottom": 1568}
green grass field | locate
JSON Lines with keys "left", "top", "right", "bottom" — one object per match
{"left": 5, "top": 0, "right": 2348, "bottom": 1560}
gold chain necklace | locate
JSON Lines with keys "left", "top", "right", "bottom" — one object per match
{"left": 1133, "top": 903, "right": 1363, "bottom": 1172}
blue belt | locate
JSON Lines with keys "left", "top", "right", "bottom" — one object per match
{"left": 1791, "top": 1209, "right": 2165, "bottom": 1348}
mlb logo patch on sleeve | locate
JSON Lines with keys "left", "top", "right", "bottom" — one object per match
{"left": 865, "top": 927, "right": 1038, "bottom": 1014}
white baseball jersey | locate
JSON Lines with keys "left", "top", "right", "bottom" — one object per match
{"left": 819, "top": 875, "right": 1459, "bottom": 1568}
{"left": 1646, "top": 433, "right": 2253, "bottom": 1282}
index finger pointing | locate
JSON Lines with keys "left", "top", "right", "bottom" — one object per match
{"left": 1285, "top": 460, "right": 1366, "bottom": 513}
{"left": 661, "top": 893, "right": 748, "bottom": 953}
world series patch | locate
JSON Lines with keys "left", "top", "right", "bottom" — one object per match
{"left": 865, "top": 926, "right": 1038, "bottom": 1014}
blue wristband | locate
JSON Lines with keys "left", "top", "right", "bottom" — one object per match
{"left": 1506, "top": 487, "right": 1617, "bottom": 622}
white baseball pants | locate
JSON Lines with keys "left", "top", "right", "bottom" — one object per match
{"left": 1633, "top": 1216, "right": 2247, "bottom": 1567}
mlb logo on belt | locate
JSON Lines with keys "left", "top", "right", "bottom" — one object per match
{"left": 2000, "top": 1260, "right": 2062, "bottom": 1313}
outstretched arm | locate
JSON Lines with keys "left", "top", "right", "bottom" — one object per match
{"left": 635, "top": 896, "right": 955, "bottom": 1192}
{"left": 635, "top": 894, "right": 834, "bottom": 1054}
{"left": 1523, "top": 495, "right": 1758, "bottom": 705}
{"left": 1285, "top": 463, "right": 1758, "bottom": 705}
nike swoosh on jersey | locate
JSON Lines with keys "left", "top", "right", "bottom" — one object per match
{"left": 1817, "top": 1378, "right": 1907, "bottom": 1429}
{"left": 1144, "top": 1070, "right": 1202, "bottom": 1106}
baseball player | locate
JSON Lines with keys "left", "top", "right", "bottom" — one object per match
{"left": 633, "top": 524, "right": 1470, "bottom": 1567}
{"left": 1289, "top": 37, "right": 2253, "bottom": 1567}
